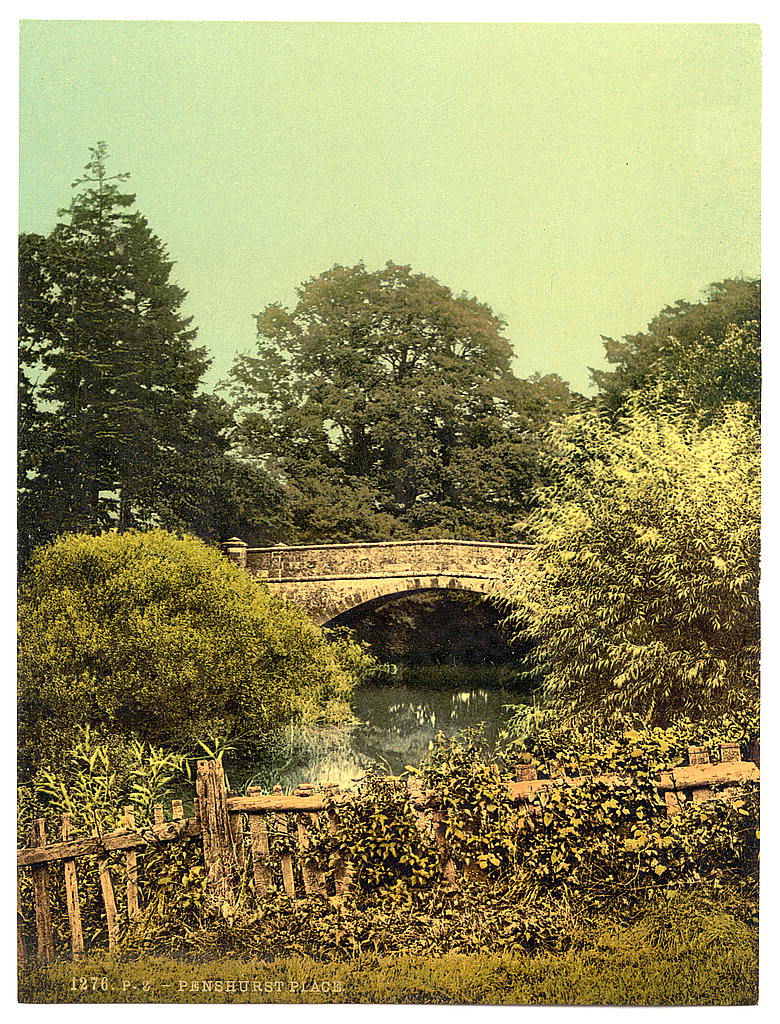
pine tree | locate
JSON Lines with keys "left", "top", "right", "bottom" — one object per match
{"left": 19, "top": 143, "right": 282, "bottom": 561}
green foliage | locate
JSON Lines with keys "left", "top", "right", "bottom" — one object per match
{"left": 497, "top": 714, "right": 760, "bottom": 909}
{"left": 229, "top": 261, "right": 581, "bottom": 541}
{"left": 418, "top": 732, "right": 519, "bottom": 872}
{"left": 20, "top": 897, "right": 759, "bottom": 1005}
{"left": 18, "top": 729, "right": 210, "bottom": 955}
{"left": 503, "top": 703, "right": 759, "bottom": 775}
{"left": 503, "top": 400, "right": 759, "bottom": 725}
{"left": 652, "top": 320, "right": 761, "bottom": 422}
{"left": 139, "top": 391, "right": 289, "bottom": 548}
{"left": 513, "top": 777, "right": 757, "bottom": 907}
{"left": 24, "top": 725, "right": 189, "bottom": 834}
{"left": 592, "top": 278, "right": 760, "bottom": 415}
{"left": 18, "top": 529, "right": 368, "bottom": 768}
{"left": 17, "top": 728, "right": 758, "bottom": 989}
{"left": 317, "top": 771, "right": 442, "bottom": 899}
{"left": 291, "top": 729, "right": 757, "bottom": 933}
{"left": 385, "top": 663, "right": 526, "bottom": 691}
{"left": 311, "top": 728, "right": 757, "bottom": 924}
{"left": 18, "top": 143, "right": 280, "bottom": 562}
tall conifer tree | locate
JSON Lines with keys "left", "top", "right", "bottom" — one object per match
{"left": 19, "top": 143, "right": 283, "bottom": 560}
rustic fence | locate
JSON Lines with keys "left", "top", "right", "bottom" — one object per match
{"left": 17, "top": 746, "right": 759, "bottom": 967}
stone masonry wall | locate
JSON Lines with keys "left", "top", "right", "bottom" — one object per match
{"left": 242, "top": 539, "right": 530, "bottom": 582}
{"left": 221, "top": 538, "right": 532, "bottom": 625}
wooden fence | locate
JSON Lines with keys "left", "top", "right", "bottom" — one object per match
{"left": 17, "top": 745, "right": 759, "bottom": 967}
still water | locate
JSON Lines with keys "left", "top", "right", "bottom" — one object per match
{"left": 245, "top": 680, "right": 529, "bottom": 792}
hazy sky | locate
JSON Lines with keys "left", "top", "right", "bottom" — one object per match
{"left": 19, "top": 21, "right": 760, "bottom": 394}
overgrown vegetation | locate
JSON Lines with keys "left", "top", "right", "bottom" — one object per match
{"left": 17, "top": 530, "right": 371, "bottom": 772}
{"left": 20, "top": 899, "right": 759, "bottom": 1005}
{"left": 18, "top": 727, "right": 758, "bottom": 998}
{"left": 503, "top": 400, "right": 759, "bottom": 726}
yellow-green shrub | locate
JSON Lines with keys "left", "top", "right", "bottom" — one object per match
{"left": 18, "top": 529, "right": 367, "bottom": 769}
{"left": 504, "top": 401, "right": 759, "bottom": 725}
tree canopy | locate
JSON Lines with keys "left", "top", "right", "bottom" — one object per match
{"left": 591, "top": 279, "right": 760, "bottom": 415}
{"left": 18, "top": 530, "right": 366, "bottom": 770}
{"left": 18, "top": 143, "right": 281, "bottom": 562}
{"left": 229, "top": 261, "right": 579, "bottom": 542}
{"left": 503, "top": 400, "right": 759, "bottom": 726}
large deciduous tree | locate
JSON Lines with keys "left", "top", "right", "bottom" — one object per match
{"left": 503, "top": 399, "right": 759, "bottom": 726}
{"left": 592, "top": 278, "right": 760, "bottom": 415}
{"left": 229, "top": 261, "right": 579, "bottom": 541}
{"left": 18, "top": 143, "right": 282, "bottom": 562}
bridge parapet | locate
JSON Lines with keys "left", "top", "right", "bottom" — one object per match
{"left": 239, "top": 538, "right": 530, "bottom": 582}
{"left": 222, "top": 538, "right": 531, "bottom": 624}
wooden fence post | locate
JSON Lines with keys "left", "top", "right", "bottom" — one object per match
{"left": 17, "top": 878, "right": 27, "bottom": 970}
{"left": 275, "top": 806, "right": 297, "bottom": 898}
{"left": 61, "top": 814, "right": 84, "bottom": 957}
{"left": 432, "top": 807, "right": 457, "bottom": 883}
{"left": 30, "top": 819, "right": 54, "bottom": 963}
{"left": 325, "top": 797, "right": 350, "bottom": 897}
{"left": 247, "top": 790, "right": 273, "bottom": 899}
{"left": 123, "top": 808, "right": 140, "bottom": 922}
{"left": 195, "top": 760, "right": 237, "bottom": 902}
{"left": 94, "top": 830, "right": 120, "bottom": 951}
{"left": 688, "top": 746, "right": 710, "bottom": 765}
{"left": 663, "top": 785, "right": 684, "bottom": 816}
{"left": 228, "top": 812, "right": 246, "bottom": 870}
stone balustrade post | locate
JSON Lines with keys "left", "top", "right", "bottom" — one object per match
{"left": 222, "top": 537, "right": 248, "bottom": 569}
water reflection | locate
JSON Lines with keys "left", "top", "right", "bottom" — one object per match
{"left": 352, "top": 685, "right": 515, "bottom": 774}
{"left": 246, "top": 682, "right": 527, "bottom": 791}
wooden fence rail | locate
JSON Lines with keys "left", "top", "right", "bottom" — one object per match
{"left": 17, "top": 746, "right": 759, "bottom": 967}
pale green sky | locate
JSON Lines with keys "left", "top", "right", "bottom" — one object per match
{"left": 19, "top": 21, "right": 760, "bottom": 393}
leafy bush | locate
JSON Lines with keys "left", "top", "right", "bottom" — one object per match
{"left": 503, "top": 700, "right": 760, "bottom": 776}
{"left": 322, "top": 771, "right": 442, "bottom": 899}
{"left": 17, "top": 728, "right": 207, "bottom": 954}
{"left": 418, "top": 732, "right": 519, "bottom": 874}
{"left": 299, "top": 729, "right": 757, "bottom": 934}
{"left": 18, "top": 726, "right": 192, "bottom": 836}
{"left": 498, "top": 715, "right": 759, "bottom": 910}
{"left": 18, "top": 529, "right": 371, "bottom": 770}
{"left": 503, "top": 401, "right": 759, "bottom": 725}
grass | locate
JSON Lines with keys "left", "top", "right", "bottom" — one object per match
{"left": 19, "top": 923, "right": 757, "bottom": 1005}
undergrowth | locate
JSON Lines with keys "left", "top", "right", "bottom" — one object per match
{"left": 20, "top": 888, "right": 758, "bottom": 1005}
{"left": 18, "top": 718, "right": 759, "bottom": 1005}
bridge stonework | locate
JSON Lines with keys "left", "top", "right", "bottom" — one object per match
{"left": 222, "top": 538, "right": 531, "bottom": 625}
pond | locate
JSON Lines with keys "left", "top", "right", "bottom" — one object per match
{"left": 242, "top": 669, "right": 535, "bottom": 792}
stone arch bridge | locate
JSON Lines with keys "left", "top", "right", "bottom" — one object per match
{"left": 222, "top": 538, "right": 531, "bottom": 626}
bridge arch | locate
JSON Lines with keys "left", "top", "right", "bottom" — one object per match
{"left": 222, "top": 538, "right": 531, "bottom": 626}
{"left": 290, "top": 576, "right": 497, "bottom": 628}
